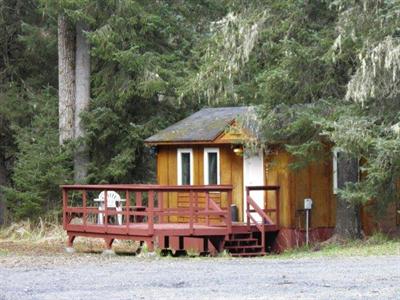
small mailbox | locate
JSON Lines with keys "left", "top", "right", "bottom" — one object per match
{"left": 304, "top": 198, "right": 313, "bottom": 210}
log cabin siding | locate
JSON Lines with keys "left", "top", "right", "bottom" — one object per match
{"left": 156, "top": 145, "right": 244, "bottom": 222}
{"left": 265, "top": 149, "right": 336, "bottom": 229}
{"left": 158, "top": 145, "right": 336, "bottom": 228}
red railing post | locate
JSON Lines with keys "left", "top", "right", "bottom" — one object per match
{"left": 206, "top": 191, "right": 210, "bottom": 226}
{"left": 62, "top": 188, "right": 68, "bottom": 229}
{"left": 125, "top": 190, "right": 130, "bottom": 233}
{"left": 158, "top": 191, "right": 163, "bottom": 209}
{"left": 276, "top": 188, "right": 280, "bottom": 227}
{"left": 226, "top": 189, "right": 232, "bottom": 234}
{"left": 104, "top": 190, "right": 108, "bottom": 231}
{"left": 136, "top": 191, "right": 142, "bottom": 206}
{"left": 148, "top": 190, "right": 154, "bottom": 235}
{"left": 189, "top": 190, "right": 194, "bottom": 234}
{"left": 159, "top": 191, "right": 164, "bottom": 222}
{"left": 246, "top": 187, "right": 250, "bottom": 229}
{"left": 194, "top": 191, "right": 198, "bottom": 223}
{"left": 82, "top": 190, "right": 87, "bottom": 227}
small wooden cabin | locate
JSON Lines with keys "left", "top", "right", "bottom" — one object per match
{"left": 145, "top": 107, "right": 337, "bottom": 250}
{"left": 62, "top": 107, "right": 399, "bottom": 255}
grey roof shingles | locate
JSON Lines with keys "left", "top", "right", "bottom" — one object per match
{"left": 145, "top": 106, "right": 250, "bottom": 143}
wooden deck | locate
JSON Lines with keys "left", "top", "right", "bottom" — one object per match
{"left": 66, "top": 223, "right": 230, "bottom": 237}
{"left": 62, "top": 184, "right": 280, "bottom": 255}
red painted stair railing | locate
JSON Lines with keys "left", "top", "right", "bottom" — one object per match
{"left": 245, "top": 186, "right": 280, "bottom": 253}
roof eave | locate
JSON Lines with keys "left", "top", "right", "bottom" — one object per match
{"left": 144, "top": 139, "right": 236, "bottom": 146}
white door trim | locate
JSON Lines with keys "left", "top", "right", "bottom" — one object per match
{"left": 243, "top": 150, "right": 265, "bottom": 222}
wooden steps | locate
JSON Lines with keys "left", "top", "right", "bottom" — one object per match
{"left": 230, "top": 252, "right": 265, "bottom": 257}
{"left": 226, "top": 238, "right": 258, "bottom": 245}
{"left": 224, "top": 231, "right": 265, "bottom": 257}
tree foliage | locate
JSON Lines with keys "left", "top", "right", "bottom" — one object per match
{"left": 2, "top": 89, "right": 72, "bottom": 219}
{"left": 0, "top": 0, "right": 227, "bottom": 220}
{"left": 184, "top": 0, "right": 400, "bottom": 214}
{"left": 1, "top": 0, "right": 400, "bottom": 222}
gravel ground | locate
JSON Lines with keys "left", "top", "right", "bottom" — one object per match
{"left": 0, "top": 254, "right": 399, "bottom": 300}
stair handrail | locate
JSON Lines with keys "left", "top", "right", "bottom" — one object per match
{"left": 245, "top": 185, "right": 280, "bottom": 253}
{"left": 246, "top": 195, "right": 266, "bottom": 252}
{"left": 247, "top": 196, "right": 274, "bottom": 225}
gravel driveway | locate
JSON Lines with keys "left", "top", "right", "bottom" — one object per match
{"left": 0, "top": 254, "right": 399, "bottom": 300}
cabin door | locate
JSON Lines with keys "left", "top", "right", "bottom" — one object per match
{"left": 243, "top": 151, "right": 264, "bottom": 222}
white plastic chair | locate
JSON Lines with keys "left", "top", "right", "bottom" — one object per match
{"left": 94, "top": 191, "right": 125, "bottom": 225}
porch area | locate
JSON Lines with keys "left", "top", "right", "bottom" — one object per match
{"left": 62, "top": 184, "right": 280, "bottom": 256}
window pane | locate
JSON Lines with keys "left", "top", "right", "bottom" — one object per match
{"left": 181, "top": 153, "right": 191, "bottom": 185}
{"left": 208, "top": 152, "right": 218, "bottom": 184}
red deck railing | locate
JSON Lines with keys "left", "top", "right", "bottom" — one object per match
{"left": 245, "top": 186, "right": 280, "bottom": 252}
{"left": 62, "top": 184, "right": 233, "bottom": 238}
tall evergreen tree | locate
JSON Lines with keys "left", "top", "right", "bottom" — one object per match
{"left": 58, "top": 14, "right": 75, "bottom": 145}
{"left": 74, "top": 21, "right": 90, "bottom": 182}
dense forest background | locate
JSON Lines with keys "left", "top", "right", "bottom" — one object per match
{"left": 0, "top": 1, "right": 399, "bottom": 236}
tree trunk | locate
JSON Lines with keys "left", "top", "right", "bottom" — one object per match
{"left": 0, "top": 158, "right": 7, "bottom": 225}
{"left": 74, "top": 21, "right": 90, "bottom": 182}
{"left": 58, "top": 14, "right": 75, "bottom": 145}
{"left": 0, "top": 114, "right": 8, "bottom": 225}
{"left": 334, "top": 152, "right": 362, "bottom": 239}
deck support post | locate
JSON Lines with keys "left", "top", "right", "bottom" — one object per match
{"left": 104, "top": 238, "right": 114, "bottom": 249}
{"left": 261, "top": 231, "right": 266, "bottom": 253}
{"left": 147, "top": 239, "right": 155, "bottom": 252}
{"left": 219, "top": 239, "right": 225, "bottom": 253}
{"left": 209, "top": 237, "right": 224, "bottom": 254}
{"left": 67, "top": 234, "right": 75, "bottom": 247}
{"left": 179, "top": 236, "right": 184, "bottom": 250}
{"left": 203, "top": 238, "right": 209, "bottom": 253}
{"left": 164, "top": 236, "right": 170, "bottom": 249}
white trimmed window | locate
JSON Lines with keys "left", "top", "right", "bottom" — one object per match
{"left": 204, "top": 148, "right": 220, "bottom": 185}
{"left": 332, "top": 148, "right": 338, "bottom": 194}
{"left": 177, "top": 148, "right": 193, "bottom": 185}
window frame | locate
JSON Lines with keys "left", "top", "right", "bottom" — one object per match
{"left": 203, "top": 147, "right": 220, "bottom": 185}
{"left": 177, "top": 148, "right": 194, "bottom": 185}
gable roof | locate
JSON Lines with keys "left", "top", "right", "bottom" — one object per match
{"left": 145, "top": 106, "right": 251, "bottom": 144}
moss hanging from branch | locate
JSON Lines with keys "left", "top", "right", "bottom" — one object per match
{"left": 346, "top": 37, "right": 400, "bottom": 105}
{"left": 184, "top": 8, "right": 268, "bottom": 104}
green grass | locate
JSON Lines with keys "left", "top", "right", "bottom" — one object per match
{"left": 0, "top": 249, "right": 9, "bottom": 256}
{"left": 0, "top": 219, "right": 66, "bottom": 242}
{"left": 273, "top": 233, "right": 400, "bottom": 259}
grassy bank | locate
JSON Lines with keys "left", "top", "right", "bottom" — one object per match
{"left": 0, "top": 220, "right": 139, "bottom": 255}
{"left": 276, "top": 233, "right": 400, "bottom": 259}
